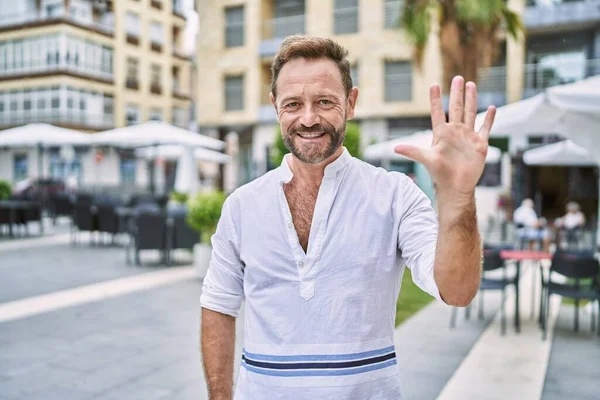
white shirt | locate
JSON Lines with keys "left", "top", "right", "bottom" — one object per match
{"left": 200, "top": 148, "right": 442, "bottom": 400}
{"left": 563, "top": 212, "right": 584, "bottom": 229}
{"left": 513, "top": 205, "right": 538, "bottom": 227}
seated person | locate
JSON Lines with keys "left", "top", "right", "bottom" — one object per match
{"left": 555, "top": 201, "right": 586, "bottom": 247}
{"left": 513, "top": 198, "right": 550, "bottom": 252}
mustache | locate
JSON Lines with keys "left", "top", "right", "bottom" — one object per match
{"left": 288, "top": 124, "right": 334, "bottom": 135}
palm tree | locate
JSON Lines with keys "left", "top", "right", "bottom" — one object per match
{"left": 401, "top": 0, "right": 524, "bottom": 92}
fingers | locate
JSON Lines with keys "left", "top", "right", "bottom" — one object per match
{"left": 448, "top": 76, "right": 465, "bottom": 123}
{"left": 464, "top": 81, "right": 478, "bottom": 129}
{"left": 429, "top": 84, "right": 446, "bottom": 130}
{"left": 478, "top": 106, "right": 497, "bottom": 141}
{"left": 394, "top": 144, "right": 427, "bottom": 165}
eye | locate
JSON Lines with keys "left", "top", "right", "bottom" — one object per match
{"left": 285, "top": 102, "right": 300, "bottom": 108}
{"left": 319, "top": 99, "right": 332, "bottom": 105}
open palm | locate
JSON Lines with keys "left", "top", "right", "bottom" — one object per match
{"left": 395, "top": 76, "right": 496, "bottom": 196}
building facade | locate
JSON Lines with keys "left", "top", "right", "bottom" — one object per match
{"left": 0, "top": 0, "right": 193, "bottom": 186}
{"left": 195, "top": 0, "right": 600, "bottom": 192}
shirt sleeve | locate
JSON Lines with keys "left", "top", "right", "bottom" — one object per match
{"left": 200, "top": 196, "right": 245, "bottom": 317}
{"left": 397, "top": 174, "right": 442, "bottom": 302}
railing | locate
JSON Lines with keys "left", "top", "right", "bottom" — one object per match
{"left": 262, "top": 14, "right": 305, "bottom": 40}
{"left": 524, "top": 0, "right": 600, "bottom": 28}
{"left": 0, "top": 111, "right": 114, "bottom": 130}
{"left": 522, "top": 57, "right": 600, "bottom": 97}
{"left": 477, "top": 65, "right": 508, "bottom": 93}
{"left": 0, "top": 62, "right": 113, "bottom": 82}
{"left": 0, "top": 11, "right": 114, "bottom": 35}
{"left": 173, "top": 47, "right": 191, "bottom": 60}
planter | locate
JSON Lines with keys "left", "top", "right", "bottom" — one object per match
{"left": 194, "top": 243, "right": 212, "bottom": 279}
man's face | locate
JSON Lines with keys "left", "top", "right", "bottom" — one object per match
{"left": 270, "top": 58, "right": 358, "bottom": 164}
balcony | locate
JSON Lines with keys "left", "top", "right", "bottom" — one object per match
{"left": 126, "top": 78, "right": 139, "bottom": 90}
{"left": 150, "top": 41, "right": 163, "bottom": 53}
{"left": 150, "top": 83, "right": 163, "bottom": 95}
{"left": 0, "top": 11, "right": 114, "bottom": 36}
{"left": 151, "top": 0, "right": 163, "bottom": 10}
{"left": 522, "top": 57, "right": 600, "bottom": 98}
{"left": 126, "top": 33, "right": 140, "bottom": 45}
{"left": 260, "top": 14, "right": 305, "bottom": 57}
{"left": 476, "top": 65, "right": 508, "bottom": 109}
{"left": 525, "top": 0, "right": 600, "bottom": 31}
{"left": 0, "top": 111, "right": 114, "bottom": 131}
{"left": 173, "top": 48, "right": 191, "bottom": 61}
{"left": 172, "top": 81, "right": 190, "bottom": 100}
{"left": 0, "top": 63, "right": 113, "bottom": 84}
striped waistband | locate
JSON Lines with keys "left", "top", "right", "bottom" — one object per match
{"left": 241, "top": 345, "right": 397, "bottom": 377}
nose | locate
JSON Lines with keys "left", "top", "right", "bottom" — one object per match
{"left": 298, "top": 104, "right": 319, "bottom": 128}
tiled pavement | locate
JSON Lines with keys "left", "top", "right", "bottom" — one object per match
{"left": 0, "top": 226, "right": 599, "bottom": 399}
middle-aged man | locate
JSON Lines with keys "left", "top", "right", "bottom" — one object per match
{"left": 200, "top": 35, "right": 496, "bottom": 400}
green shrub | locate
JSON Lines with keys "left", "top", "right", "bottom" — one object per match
{"left": 186, "top": 191, "right": 227, "bottom": 244}
{"left": 270, "top": 121, "right": 362, "bottom": 167}
{"left": 169, "top": 191, "right": 189, "bottom": 204}
{"left": 0, "top": 180, "right": 11, "bottom": 200}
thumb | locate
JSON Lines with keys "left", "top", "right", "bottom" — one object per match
{"left": 394, "top": 145, "right": 427, "bottom": 164}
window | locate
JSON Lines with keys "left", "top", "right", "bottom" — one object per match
{"left": 350, "top": 64, "right": 359, "bottom": 87}
{"left": 172, "top": 107, "right": 187, "bottom": 127}
{"left": 126, "top": 57, "right": 138, "bottom": 89}
{"left": 125, "top": 104, "right": 140, "bottom": 125}
{"left": 333, "top": 0, "right": 358, "bottom": 35}
{"left": 384, "top": 61, "right": 412, "bottom": 102}
{"left": 101, "top": 45, "right": 112, "bottom": 75}
{"left": 23, "top": 89, "right": 32, "bottom": 111}
{"left": 103, "top": 95, "right": 113, "bottom": 116}
{"left": 384, "top": 0, "right": 403, "bottom": 29}
{"left": 120, "top": 158, "right": 137, "bottom": 184}
{"left": 150, "top": 22, "right": 164, "bottom": 44}
{"left": 225, "top": 6, "right": 244, "bottom": 47}
{"left": 151, "top": 64, "right": 161, "bottom": 86}
{"left": 13, "top": 154, "right": 28, "bottom": 181}
{"left": 224, "top": 75, "right": 244, "bottom": 111}
{"left": 149, "top": 108, "right": 162, "bottom": 121}
{"left": 125, "top": 12, "right": 140, "bottom": 36}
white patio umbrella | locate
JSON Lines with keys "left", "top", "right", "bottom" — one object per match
{"left": 174, "top": 146, "right": 200, "bottom": 195}
{"left": 0, "top": 123, "right": 91, "bottom": 179}
{"left": 134, "top": 144, "right": 231, "bottom": 164}
{"left": 474, "top": 74, "right": 600, "bottom": 141}
{"left": 0, "top": 123, "right": 90, "bottom": 147}
{"left": 90, "top": 121, "right": 226, "bottom": 150}
{"left": 523, "top": 139, "right": 598, "bottom": 167}
{"left": 363, "top": 130, "right": 502, "bottom": 164}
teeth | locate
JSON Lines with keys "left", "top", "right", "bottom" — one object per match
{"left": 299, "top": 133, "right": 324, "bottom": 138}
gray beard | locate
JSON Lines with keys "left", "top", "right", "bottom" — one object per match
{"left": 283, "top": 122, "right": 346, "bottom": 164}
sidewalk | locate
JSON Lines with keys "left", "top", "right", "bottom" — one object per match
{"left": 0, "top": 234, "right": 598, "bottom": 399}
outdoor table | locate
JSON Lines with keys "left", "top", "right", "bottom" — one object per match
{"left": 500, "top": 250, "right": 552, "bottom": 332}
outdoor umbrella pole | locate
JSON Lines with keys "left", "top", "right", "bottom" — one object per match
{"left": 37, "top": 142, "right": 43, "bottom": 180}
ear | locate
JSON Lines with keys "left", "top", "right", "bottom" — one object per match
{"left": 269, "top": 92, "right": 279, "bottom": 121}
{"left": 346, "top": 87, "right": 359, "bottom": 120}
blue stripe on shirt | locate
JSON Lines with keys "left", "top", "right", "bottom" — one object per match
{"left": 242, "top": 345, "right": 395, "bottom": 362}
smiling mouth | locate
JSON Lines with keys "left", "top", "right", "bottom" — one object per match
{"left": 297, "top": 132, "right": 326, "bottom": 139}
